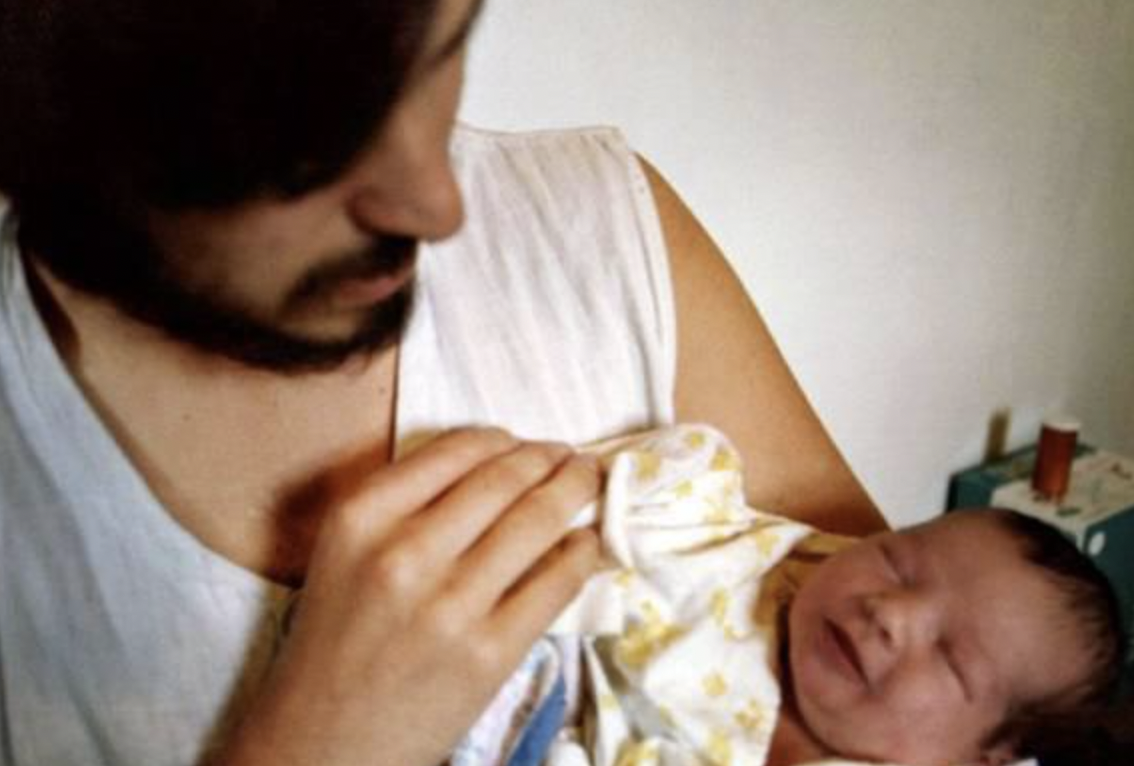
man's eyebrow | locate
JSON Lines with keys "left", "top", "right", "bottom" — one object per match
{"left": 422, "top": 0, "right": 487, "bottom": 71}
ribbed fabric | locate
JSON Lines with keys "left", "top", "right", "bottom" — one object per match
{"left": 0, "top": 125, "right": 675, "bottom": 765}
{"left": 396, "top": 125, "right": 675, "bottom": 452}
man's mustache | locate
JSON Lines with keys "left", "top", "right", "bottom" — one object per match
{"left": 285, "top": 235, "right": 418, "bottom": 308}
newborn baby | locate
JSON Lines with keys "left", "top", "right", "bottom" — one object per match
{"left": 452, "top": 425, "right": 1124, "bottom": 766}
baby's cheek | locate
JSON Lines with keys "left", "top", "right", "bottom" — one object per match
{"left": 868, "top": 686, "right": 976, "bottom": 763}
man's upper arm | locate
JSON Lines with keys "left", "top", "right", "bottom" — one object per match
{"left": 638, "top": 155, "right": 888, "bottom": 535}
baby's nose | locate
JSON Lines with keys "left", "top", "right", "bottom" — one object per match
{"left": 864, "top": 590, "right": 940, "bottom": 649}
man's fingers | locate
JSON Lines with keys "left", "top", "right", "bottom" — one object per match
{"left": 452, "top": 452, "right": 601, "bottom": 608}
{"left": 320, "top": 427, "right": 519, "bottom": 546}
{"left": 247, "top": 430, "right": 601, "bottom": 766}
{"left": 382, "top": 440, "right": 576, "bottom": 567}
{"left": 487, "top": 528, "right": 602, "bottom": 649}
{"left": 312, "top": 437, "right": 586, "bottom": 612}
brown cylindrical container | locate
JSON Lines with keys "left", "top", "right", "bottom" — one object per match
{"left": 1032, "top": 417, "right": 1080, "bottom": 501}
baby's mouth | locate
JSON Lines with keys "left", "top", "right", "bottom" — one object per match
{"left": 827, "top": 620, "right": 868, "bottom": 686}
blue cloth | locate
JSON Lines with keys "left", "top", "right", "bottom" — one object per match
{"left": 449, "top": 638, "right": 571, "bottom": 766}
{"left": 505, "top": 673, "right": 567, "bottom": 766}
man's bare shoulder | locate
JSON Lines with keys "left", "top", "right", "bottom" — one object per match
{"left": 637, "top": 155, "right": 886, "bottom": 535}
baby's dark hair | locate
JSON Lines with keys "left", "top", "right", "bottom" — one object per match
{"left": 979, "top": 508, "right": 1127, "bottom": 760}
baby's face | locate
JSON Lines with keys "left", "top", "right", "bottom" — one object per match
{"left": 787, "top": 512, "right": 1090, "bottom": 766}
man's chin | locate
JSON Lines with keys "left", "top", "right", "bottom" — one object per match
{"left": 215, "top": 330, "right": 396, "bottom": 374}
{"left": 151, "top": 285, "right": 414, "bottom": 375}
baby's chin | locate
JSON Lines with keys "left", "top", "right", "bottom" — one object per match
{"left": 784, "top": 591, "right": 997, "bottom": 766}
{"left": 783, "top": 601, "right": 905, "bottom": 765}
{"left": 781, "top": 599, "right": 843, "bottom": 756}
{"left": 784, "top": 685, "right": 985, "bottom": 766}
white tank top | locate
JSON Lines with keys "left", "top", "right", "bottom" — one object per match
{"left": 0, "top": 125, "right": 675, "bottom": 765}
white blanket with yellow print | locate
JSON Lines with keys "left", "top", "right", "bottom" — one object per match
{"left": 455, "top": 424, "right": 903, "bottom": 766}
{"left": 542, "top": 424, "right": 899, "bottom": 766}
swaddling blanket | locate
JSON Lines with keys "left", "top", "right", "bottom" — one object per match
{"left": 454, "top": 425, "right": 902, "bottom": 766}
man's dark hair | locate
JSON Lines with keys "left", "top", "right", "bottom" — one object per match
{"left": 0, "top": 0, "right": 440, "bottom": 219}
{"left": 981, "top": 508, "right": 1128, "bottom": 761}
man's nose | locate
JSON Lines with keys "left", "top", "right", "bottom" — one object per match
{"left": 347, "top": 121, "right": 465, "bottom": 243}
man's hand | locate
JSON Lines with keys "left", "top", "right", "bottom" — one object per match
{"left": 214, "top": 428, "right": 602, "bottom": 766}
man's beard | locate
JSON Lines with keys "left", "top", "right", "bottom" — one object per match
{"left": 23, "top": 204, "right": 418, "bottom": 374}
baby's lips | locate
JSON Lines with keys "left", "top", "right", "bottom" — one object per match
{"left": 827, "top": 619, "right": 871, "bottom": 688}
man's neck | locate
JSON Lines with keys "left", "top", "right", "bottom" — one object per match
{"left": 26, "top": 256, "right": 400, "bottom": 584}
{"left": 25, "top": 254, "right": 377, "bottom": 383}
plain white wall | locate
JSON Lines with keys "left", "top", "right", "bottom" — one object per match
{"left": 460, "top": 0, "right": 1134, "bottom": 526}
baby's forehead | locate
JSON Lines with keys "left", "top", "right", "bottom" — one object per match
{"left": 903, "top": 514, "right": 1093, "bottom": 667}
{"left": 895, "top": 509, "right": 1022, "bottom": 548}
{"left": 872, "top": 513, "right": 1082, "bottom": 627}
